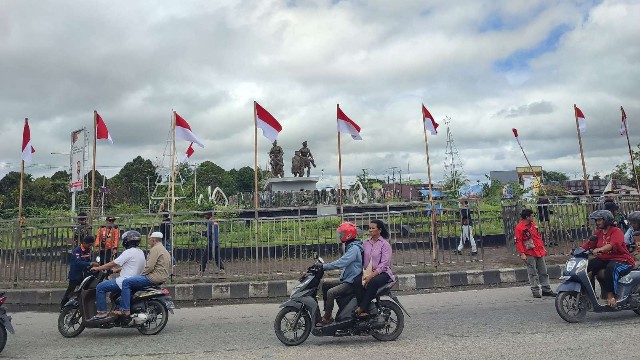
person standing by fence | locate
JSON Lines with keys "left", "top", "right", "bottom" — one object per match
{"left": 200, "top": 211, "right": 224, "bottom": 275}
{"left": 456, "top": 199, "right": 477, "bottom": 256}
{"left": 94, "top": 216, "right": 120, "bottom": 266}
{"left": 159, "top": 212, "right": 176, "bottom": 266}
{"left": 60, "top": 235, "right": 98, "bottom": 309}
{"left": 72, "top": 212, "right": 91, "bottom": 247}
{"left": 515, "top": 209, "right": 556, "bottom": 298}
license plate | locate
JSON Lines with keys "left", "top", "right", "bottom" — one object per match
{"left": 166, "top": 301, "right": 175, "bottom": 309}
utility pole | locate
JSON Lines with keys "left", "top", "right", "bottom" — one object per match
{"left": 389, "top": 166, "right": 398, "bottom": 199}
{"left": 398, "top": 169, "right": 402, "bottom": 200}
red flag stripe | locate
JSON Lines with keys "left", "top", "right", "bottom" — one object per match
{"left": 337, "top": 106, "right": 361, "bottom": 132}
{"left": 175, "top": 113, "right": 192, "bottom": 131}
{"left": 575, "top": 106, "right": 585, "bottom": 118}
{"left": 255, "top": 102, "right": 283, "bottom": 132}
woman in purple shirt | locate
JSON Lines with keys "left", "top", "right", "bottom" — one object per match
{"left": 355, "top": 219, "right": 395, "bottom": 317}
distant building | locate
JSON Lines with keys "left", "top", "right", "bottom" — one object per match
{"left": 489, "top": 171, "right": 518, "bottom": 185}
{"left": 381, "top": 183, "right": 443, "bottom": 201}
{"left": 563, "top": 179, "right": 616, "bottom": 195}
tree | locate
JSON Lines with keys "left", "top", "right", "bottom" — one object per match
{"left": 109, "top": 156, "right": 157, "bottom": 206}
{"left": 441, "top": 169, "right": 468, "bottom": 198}
{"left": 542, "top": 170, "right": 569, "bottom": 183}
{"left": 196, "top": 161, "right": 235, "bottom": 196}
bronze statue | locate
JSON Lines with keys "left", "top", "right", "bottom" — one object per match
{"left": 298, "top": 141, "right": 316, "bottom": 177}
{"left": 291, "top": 151, "right": 304, "bottom": 177}
{"left": 269, "top": 140, "right": 284, "bottom": 178}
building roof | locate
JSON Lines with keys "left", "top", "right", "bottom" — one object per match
{"left": 490, "top": 170, "right": 519, "bottom": 184}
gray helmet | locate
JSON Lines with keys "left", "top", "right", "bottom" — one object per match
{"left": 589, "top": 210, "right": 614, "bottom": 227}
{"left": 121, "top": 230, "right": 141, "bottom": 249}
{"left": 628, "top": 211, "right": 640, "bottom": 227}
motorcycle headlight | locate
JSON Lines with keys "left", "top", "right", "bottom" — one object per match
{"left": 565, "top": 260, "right": 576, "bottom": 272}
{"left": 575, "top": 259, "right": 588, "bottom": 273}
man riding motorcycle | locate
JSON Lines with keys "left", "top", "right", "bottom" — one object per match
{"left": 317, "top": 222, "right": 363, "bottom": 326}
{"left": 581, "top": 210, "right": 635, "bottom": 307}
{"left": 90, "top": 230, "right": 146, "bottom": 320}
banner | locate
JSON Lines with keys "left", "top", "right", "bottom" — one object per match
{"left": 70, "top": 128, "right": 87, "bottom": 192}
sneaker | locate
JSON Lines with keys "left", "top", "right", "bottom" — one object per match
{"left": 542, "top": 290, "right": 557, "bottom": 297}
{"left": 471, "top": 251, "right": 478, "bottom": 256}
{"left": 532, "top": 292, "right": 542, "bottom": 298}
{"left": 455, "top": 250, "right": 462, "bottom": 255}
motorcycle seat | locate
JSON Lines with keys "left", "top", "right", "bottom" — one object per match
{"left": 375, "top": 281, "right": 396, "bottom": 296}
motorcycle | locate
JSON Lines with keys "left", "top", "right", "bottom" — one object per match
{"left": 274, "top": 257, "right": 410, "bottom": 346}
{"left": 556, "top": 247, "right": 640, "bottom": 322}
{"left": 0, "top": 292, "right": 15, "bottom": 353}
{"left": 58, "top": 268, "right": 175, "bottom": 337}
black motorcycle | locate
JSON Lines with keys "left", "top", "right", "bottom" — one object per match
{"left": 58, "top": 270, "right": 175, "bottom": 337}
{"left": 274, "top": 257, "right": 409, "bottom": 346}
{"left": 0, "top": 292, "right": 15, "bottom": 353}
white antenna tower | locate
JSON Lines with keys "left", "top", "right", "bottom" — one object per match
{"left": 151, "top": 128, "right": 186, "bottom": 210}
{"left": 442, "top": 116, "right": 466, "bottom": 192}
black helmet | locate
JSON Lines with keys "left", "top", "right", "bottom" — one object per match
{"left": 589, "top": 210, "right": 614, "bottom": 228}
{"left": 121, "top": 230, "right": 141, "bottom": 249}
{"left": 629, "top": 211, "right": 640, "bottom": 228}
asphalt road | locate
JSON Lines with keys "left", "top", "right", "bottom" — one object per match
{"left": 2, "top": 286, "right": 638, "bottom": 360}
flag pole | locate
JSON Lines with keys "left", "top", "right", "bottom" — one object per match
{"left": 421, "top": 108, "right": 437, "bottom": 266}
{"left": 90, "top": 111, "right": 97, "bottom": 226}
{"left": 622, "top": 106, "right": 640, "bottom": 194}
{"left": 337, "top": 104, "right": 344, "bottom": 221}
{"left": 14, "top": 118, "right": 28, "bottom": 287}
{"left": 513, "top": 132, "right": 546, "bottom": 196}
{"left": 253, "top": 101, "right": 259, "bottom": 277}
{"left": 574, "top": 104, "right": 590, "bottom": 196}
{"left": 170, "top": 111, "right": 176, "bottom": 218}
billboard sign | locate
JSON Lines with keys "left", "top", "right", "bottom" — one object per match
{"left": 70, "top": 128, "right": 87, "bottom": 192}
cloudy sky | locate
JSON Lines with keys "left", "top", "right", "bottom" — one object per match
{"left": 1, "top": 0, "right": 638, "bottom": 189}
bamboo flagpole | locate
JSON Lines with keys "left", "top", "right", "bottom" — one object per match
{"left": 511, "top": 128, "right": 546, "bottom": 196}
{"left": 90, "top": 111, "right": 98, "bottom": 225}
{"left": 253, "top": 101, "right": 259, "bottom": 276}
{"left": 170, "top": 111, "right": 177, "bottom": 219}
{"left": 337, "top": 104, "right": 344, "bottom": 220}
{"left": 621, "top": 106, "right": 640, "bottom": 193}
{"left": 421, "top": 105, "right": 439, "bottom": 265}
{"left": 574, "top": 104, "right": 590, "bottom": 196}
{"left": 15, "top": 117, "right": 34, "bottom": 286}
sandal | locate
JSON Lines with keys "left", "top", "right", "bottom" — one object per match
{"left": 315, "top": 316, "right": 334, "bottom": 327}
{"left": 111, "top": 310, "right": 130, "bottom": 316}
{"left": 89, "top": 313, "right": 109, "bottom": 321}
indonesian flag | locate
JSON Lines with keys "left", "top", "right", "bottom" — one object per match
{"left": 21, "top": 118, "right": 35, "bottom": 163}
{"left": 337, "top": 105, "right": 362, "bottom": 140}
{"left": 620, "top": 106, "right": 628, "bottom": 136}
{"left": 255, "top": 102, "right": 282, "bottom": 143}
{"left": 575, "top": 105, "right": 586, "bottom": 133}
{"left": 422, "top": 104, "right": 439, "bottom": 135}
{"left": 181, "top": 142, "right": 195, "bottom": 163}
{"left": 175, "top": 112, "right": 204, "bottom": 148}
{"left": 512, "top": 128, "right": 521, "bottom": 146}
{"left": 96, "top": 112, "right": 113, "bottom": 144}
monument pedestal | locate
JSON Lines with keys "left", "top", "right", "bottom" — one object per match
{"left": 264, "top": 177, "right": 319, "bottom": 192}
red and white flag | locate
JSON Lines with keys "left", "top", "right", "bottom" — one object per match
{"left": 21, "top": 118, "right": 35, "bottom": 163}
{"left": 620, "top": 106, "right": 628, "bottom": 136}
{"left": 422, "top": 104, "right": 439, "bottom": 135}
{"left": 337, "top": 105, "right": 362, "bottom": 140}
{"left": 181, "top": 142, "right": 195, "bottom": 163}
{"left": 512, "top": 128, "right": 521, "bottom": 146}
{"left": 575, "top": 105, "right": 586, "bottom": 133}
{"left": 96, "top": 112, "right": 113, "bottom": 144}
{"left": 255, "top": 102, "right": 282, "bottom": 143}
{"left": 175, "top": 112, "right": 204, "bottom": 148}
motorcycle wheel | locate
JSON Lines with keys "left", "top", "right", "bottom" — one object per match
{"left": 0, "top": 324, "right": 6, "bottom": 353}
{"left": 58, "top": 306, "right": 85, "bottom": 338}
{"left": 372, "top": 300, "right": 404, "bottom": 341}
{"left": 274, "top": 306, "right": 311, "bottom": 346}
{"left": 137, "top": 299, "right": 169, "bottom": 335}
{"left": 555, "top": 291, "right": 587, "bottom": 323}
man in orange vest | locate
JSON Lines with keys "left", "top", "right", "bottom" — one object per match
{"left": 95, "top": 216, "right": 120, "bottom": 265}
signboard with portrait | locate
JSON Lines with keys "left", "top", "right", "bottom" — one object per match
{"left": 70, "top": 128, "right": 87, "bottom": 192}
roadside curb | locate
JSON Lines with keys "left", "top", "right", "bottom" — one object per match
{"left": 3, "top": 265, "right": 563, "bottom": 306}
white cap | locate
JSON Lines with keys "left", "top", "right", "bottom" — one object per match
{"left": 150, "top": 231, "right": 163, "bottom": 239}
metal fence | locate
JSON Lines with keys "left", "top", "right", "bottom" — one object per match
{"left": 0, "top": 206, "right": 496, "bottom": 287}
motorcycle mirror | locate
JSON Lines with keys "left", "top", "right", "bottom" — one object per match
{"left": 317, "top": 257, "right": 324, "bottom": 264}
{"left": 96, "top": 256, "right": 101, "bottom": 263}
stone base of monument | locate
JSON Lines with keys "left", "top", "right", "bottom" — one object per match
{"left": 264, "top": 177, "right": 319, "bottom": 192}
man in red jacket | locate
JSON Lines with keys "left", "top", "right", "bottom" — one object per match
{"left": 581, "top": 210, "right": 635, "bottom": 307}
{"left": 515, "top": 209, "right": 557, "bottom": 298}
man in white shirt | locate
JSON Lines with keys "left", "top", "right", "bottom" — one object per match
{"left": 90, "top": 230, "right": 146, "bottom": 320}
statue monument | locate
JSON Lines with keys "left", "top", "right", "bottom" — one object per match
{"left": 291, "top": 151, "right": 304, "bottom": 177}
{"left": 298, "top": 141, "right": 316, "bottom": 177}
{"left": 269, "top": 140, "right": 284, "bottom": 178}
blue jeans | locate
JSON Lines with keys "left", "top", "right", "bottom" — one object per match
{"left": 96, "top": 279, "right": 120, "bottom": 313}
{"left": 120, "top": 276, "right": 154, "bottom": 311}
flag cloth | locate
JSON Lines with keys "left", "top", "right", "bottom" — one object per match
{"left": 21, "top": 119, "right": 35, "bottom": 163}
{"left": 603, "top": 179, "right": 613, "bottom": 194}
{"left": 96, "top": 112, "right": 113, "bottom": 144}
{"left": 512, "top": 128, "right": 521, "bottom": 146}
{"left": 620, "top": 106, "right": 628, "bottom": 136}
{"left": 181, "top": 142, "right": 195, "bottom": 163}
{"left": 422, "top": 105, "right": 439, "bottom": 135}
{"left": 575, "top": 106, "right": 586, "bottom": 133}
{"left": 337, "top": 105, "right": 362, "bottom": 140}
{"left": 255, "top": 102, "right": 282, "bottom": 143}
{"left": 175, "top": 112, "right": 204, "bottom": 148}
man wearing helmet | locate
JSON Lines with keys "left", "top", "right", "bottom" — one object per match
{"left": 317, "top": 222, "right": 363, "bottom": 326}
{"left": 624, "top": 211, "right": 640, "bottom": 253}
{"left": 581, "top": 210, "right": 635, "bottom": 307}
{"left": 89, "top": 230, "right": 146, "bottom": 320}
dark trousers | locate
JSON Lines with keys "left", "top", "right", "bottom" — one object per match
{"left": 358, "top": 272, "right": 391, "bottom": 311}
{"left": 321, "top": 279, "right": 354, "bottom": 315}
{"left": 200, "top": 245, "right": 224, "bottom": 272}
{"left": 61, "top": 279, "right": 81, "bottom": 308}
{"left": 588, "top": 258, "right": 632, "bottom": 295}
{"left": 98, "top": 249, "right": 115, "bottom": 265}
